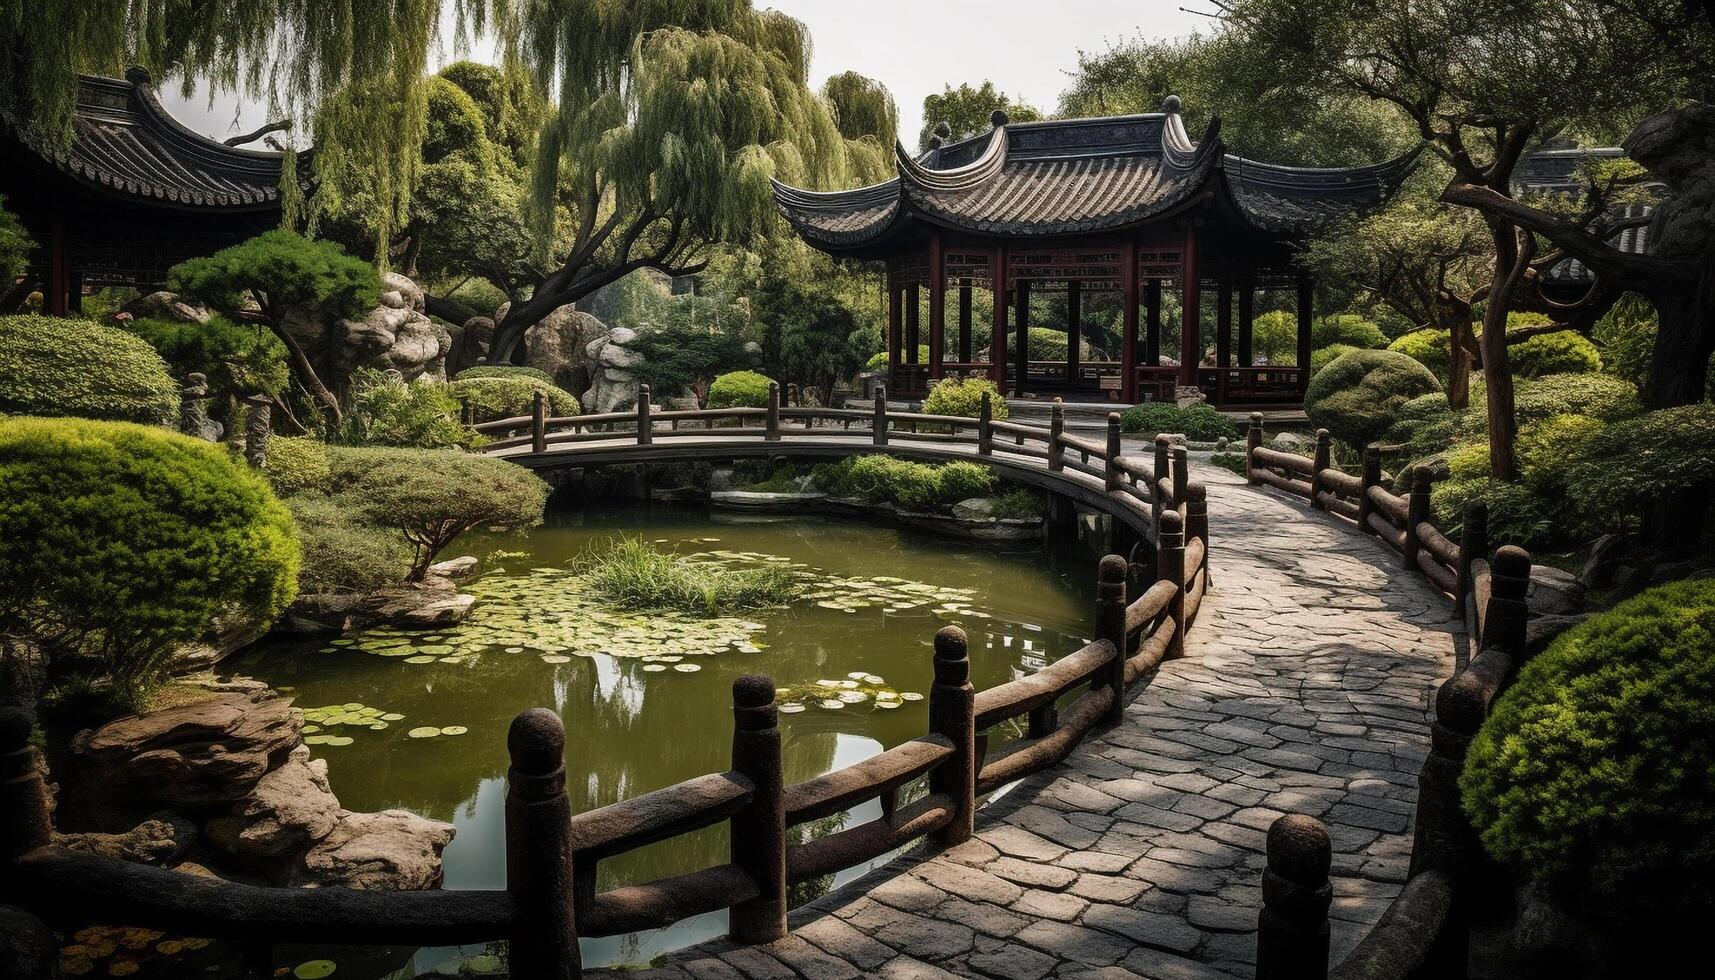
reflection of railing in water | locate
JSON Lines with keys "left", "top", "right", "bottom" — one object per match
{"left": 0, "top": 387, "right": 1216, "bottom": 978}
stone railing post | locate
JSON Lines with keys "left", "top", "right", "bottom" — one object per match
{"left": 1153, "top": 435, "right": 1172, "bottom": 527}
{"left": 1157, "top": 510, "right": 1187, "bottom": 659}
{"left": 1047, "top": 399, "right": 1065, "bottom": 472}
{"left": 928, "top": 626, "right": 976, "bottom": 847}
{"left": 978, "top": 390, "right": 993, "bottom": 456}
{"left": 636, "top": 384, "right": 652, "bottom": 447}
{"left": 1172, "top": 445, "right": 1189, "bottom": 516}
{"left": 0, "top": 708, "right": 53, "bottom": 866}
{"left": 242, "top": 394, "right": 271, "bottom": 469}
{"left": 1095, "top": 555, "right": 1128, "bottom": 724}
{"left": 532, "top": 390, "right": 548, "bottom": 454}
{"left": 765, "top": 382, "right": 781, "bottom": 443}
{"left": 1256, "top": 815, "right": 1332, "bottom": 980}
{"left": 872, "top": 388, "right": 887, "bottom": 447}
{"left": 1483, "top": 545, "right": 1532, "bottom": 657}
{"left": 1186, "top": 482, "right": 1210, "bottom": 589}
{"left": 1455, "top": 502, "right": 1489, "bottom": 618}
{"left": 1104, "top": 413, "right": 1123, "bottom": 493}
{"left": 786, "top": 382, "right": 799, "bottom": 408}
{"left": 1308, "top": 429, "right": 1331, "bottom": 508}
{"left": 1402, "top": 465, "right": 1432, "bottom": 569}
{"left": 729, "top": 675, "right": 787, "bottom": 944}
{"left": 1245, "top": 412, "right": 1264, "bottom": 484}
{"left": 1356, "top": 446, "right": 1382, "bottom": 535}
{"left": 505, "top": 708, "right": 578, "bottom": 979}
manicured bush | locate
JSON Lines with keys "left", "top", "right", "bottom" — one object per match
{"left": 0, "top": 418, "right": 299, "bottom": 697}
{"left": 1254, "top": 311, "right": 1388, "bottom": 365}
{"left": 453, "top": 365, "right": 557, "bottom": 385}
{"left": 448, "top": 376, "right": 581, "bottom": 423}
{"left": 339, "top": 369, "right": 477, "bottom": 449}
{"left": 930, "top": 462, "right": 1000, "bottom": 508}
{"left": 1120, "top": 402, "right": 1236, "bottom": 441}
{"left": 577, "top": 537, "right": 797, "bottom": 615}
{"left": 921, "top": 376, "right": 1009, "bottom": 420}
{"left": 1567, "top": 404, "right": 1715, "bottom": 521}
{"left": 0, "top": 314, "right": 179, "bottom": 424}
{"left": 122, "top": 315, "right": 288, "bottom": 402}
{"left": 1430, "top": 475, "right": 1554, "bottom": 547}
{"left": 1024, "top": 328, "right": 1071, "bottom": 361}
{"left": 1462, "top": 577, "right": 1715, "bottom": 924}
{"left": 1310, "top": 343, "right": 1359, "bottom": 376}
{"left": 286, "top": 494, "right": 413, "bottom": 594}
{"left": 1382, "top": 392, "right": 1463, "bottom": 457}
{"left": 264, "top": 436, "right": 332, "bottom": 497}
{"left": 706, "top": 370, "right": 776, "bottom": 409}
{"left": 1513, "top": 373, "right": 1640, "bottom": 424}
{"left": 1314, "top": 313, "right": 1389, "bottom": 351}
{"left": 1446, "top": 442, "right": 1491, "bottom": 481}
{"left": 1304, "top": 349, "right": 1442, "bottom": 449}
{"left": 1509, "top": 326, "right": 1602, "bottom": 377}
{"left": 326, "top": 445, "right": 548, "bottom": 579}
{"left": 865, "top": 346, "right": 927, "bottom": 372}
{"left": 1387, "top": 328, "right": 1454, "bottom": 383}
{"left": 1517, "top": 413, "right": 1604, "bottom": 497}
{"left": 812, "top": 455, "right": 1000, "bottom": 512}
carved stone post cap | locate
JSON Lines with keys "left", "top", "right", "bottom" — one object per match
{"left": 508, "top": 708, "right": 565, "bottom": 773}
{"left": 933, "top": 625, "right": 968, "bottom": 662}
{"left": 1435, "top": 670, "right": 1490, "bottom": 735}
{"left": 1494, "top": 544, "right": 1531, "bottom": 578}
{"left": 1099, "top": 554, "right": 1128, "bottom": 583}
{"left": 1411, "top": 463, "right": 1433, "bottom": 489}
{"left": 639, "top": 384, "right": 651, "bottom": 395}
{"left": 1187, "top": 482, "right": 1206, "bottom": 502}
{"left": 732, "top": 673, "right": 777, "bottom": 709}
{"left": 1465, "top": 500, "right": 1489, "bottom": 522}
{"left": 1160, "top": 509, "right": 1184, "bottom": 533}
{"left": 1250, "top": 412, "right": 1264, "bottom": 423}
{"left": 0, "top": 706, "right": 30, "bottom": 750}
{"left": 1266, "top": 814, "right": 1331, "bottom": 882}
{"left": 769, "top": 382, "right": 780, "bottom": 392}
{"left": 1314, "top": 429, "right": 1330, "bottom": 443}
{"left": 1155, "top": 434, "right": 1173, "bottom": 446}
{"left": 1107, "top": 412, "right": 1122, "bottom": 425}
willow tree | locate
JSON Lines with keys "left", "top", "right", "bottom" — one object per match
{"left": 1217, "top": 0, "right": 1704, "bottom": 480}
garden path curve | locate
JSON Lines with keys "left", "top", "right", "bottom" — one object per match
{"left": 588, "top": 463, "right": 1461, "bottom": 980}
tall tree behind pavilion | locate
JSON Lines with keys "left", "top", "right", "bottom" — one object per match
{"left": 919, "top": 82, "right": 1041, "bottom": 149}
{"left": 1215, "top": 0, "right": 1712, "bottom": 480}
{"left": 480, "top": 3, "right": 894, "bottom": 363}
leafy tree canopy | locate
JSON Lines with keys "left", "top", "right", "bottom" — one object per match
{"left": 919, "top": 81, "right": 1040, "bottom": 149}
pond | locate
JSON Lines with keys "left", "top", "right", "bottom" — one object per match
{"left": 233, "top": 503, "right": 1098, "bottom": 976}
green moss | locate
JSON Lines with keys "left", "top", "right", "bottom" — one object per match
{"left": 448, "top": 376, "right": 581, "bottom": 423}
{"left": 707, "top": 370, "right": 775, "bottom": 409}
{"left": 1304, "top": 349, "right": 1442, "bottom": 448}
{"left": 1120, "top": 401, "right": 1236, "bottom": 440}
{"left": 1462, "top": 577, "right": 1715, "bottom": 924}
{"left": 0, "top": 417, "right": 299, "bottom": 697}
{"left": 0, "top": 314, "right": 179, "bottom": 424}
{"left": 921, "top": 376, "right": 1009, "bottom": 420}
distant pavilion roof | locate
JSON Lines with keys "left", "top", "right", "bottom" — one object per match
{"left": 772, "top": 97, "right": 1422, "bottom": 256}
{"left": 1513, "top": 146, "right": 1658, "bottom": 287}
{"left": 0, "top": 66, "right": 302, "bottom": 212}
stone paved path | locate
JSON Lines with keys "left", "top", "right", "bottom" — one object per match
{"left": 592, "top": 465, "right": 1461, "bottom": 980}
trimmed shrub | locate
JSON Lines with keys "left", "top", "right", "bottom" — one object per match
{"left": 265, "top": 436, "right": 332, "bottom": 497}
{"left": 1255, "top": 312, "right": 1387, "bottom": 365}
{"left": 122, "top": 314, "right": 288, "bottom": 402}
{"left": 0, "top": 418, "right": 299, "bottom": 696}
{"left": 1513, "top": 373, "right": 1639, "bottom": 425}
{"left": 1314, "top": 313, "right": 1389, "bottom": 351}
{"left": 1446, "top": 442, "right": 1490, "bottom": 481}
{"left": 1517, "top": 413, "right": 1604, "bottom": 497}
{"left": 706, "top": 370, "right": 775, "bottom": 410}
{"left": 326, "top": 445, "right": 548, "bottom": 579}
{"left": 1304, "top": 349, "right": 1442, "bottom": 449}
{"left": 1387, "top": 328, "right": 1453, "bottom": 383}
{"left": 1025, "top": 328, "right": 1070, "bottom": 361}
{"left": 339, "top": 369, "right": 477, "bottom": 449}
{"left": 453, "top": 365, "right": 557, "bottom": 385}
{"left": 0, "top": 314, "right": 178, "bottom": 424}
{"left": 921, "top": 376, "right": 1009, "bottom": 420}
{"left": 1120, "top": 402, "right": 1236, "bottom": 441}
{"left": 1430, "top": 475, "right": 1554, "bottom": 547}
{"left": 1383, "top": 392, "right": 1461, "bottom": 457}
{"left": 812, "top": 455, "right": 999, "bottom": 513}
{"left": 1567, "top": 404, "right": 1715, "bottom": 521}
{"left": 448, "top": 376, "right": 581, "bottom": 423}
{"left": 864, "top": 347, "right": 928, "bottom": 372}
{"left": 1310, "top": 343, "right": 1359, "bottom": 376}
{"left": 1461, "top": 578, "right": 1715, "bottom": 924}
{"left": 286, "top": 495, "right": 413, "bottom": 594}
{"left": 1509, "top": 328, "right": 1602, "bottom": 377}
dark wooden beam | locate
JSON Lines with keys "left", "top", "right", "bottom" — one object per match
{"left": 1216, "top": 277, "right": 1232, "bottom": 368}
{"left": 1014, "top": 278, "right": 1030, "bottom": 393}
{"left": 1145, "top": 278, "right": 1162, "bottom": 366}
{"left": 887, "top": 273, "right": 902, "bottom": 380}
{"left": 905, "top": 283, "right": 920, "bottom": 364}
{"left": 928, "top": 234, "right": 945, "bottom": 379}
{"left": 1066, "top": 280, "right": 1082, "bottom": 383}
{"left": 1121, "top": 242, "right": 1139, "bottom": 402}
{"left": 991, "top": 247, "right": 1008, "bottom": 393}
{"left": 1180, "top": 226, "right": 1200, "bottom": 385}
{"left": 1296, "top": 277, "right": 1314, "bottom": 372}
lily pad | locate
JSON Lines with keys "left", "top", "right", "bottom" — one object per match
{"left": 407, "top": 727, "right": 441, "bottom": 739}
{"left": 294, "top": 962, "right": 338, "bottom": 979}
{"left": 440, "top": 726, "right": 468, "bottom": 736}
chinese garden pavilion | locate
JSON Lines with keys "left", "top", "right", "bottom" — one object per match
{"left": 0, "top": 67, "right": 300, "bottom": 315}
{"left": 772, "top": 97, "right": 1420, "bottom": 408}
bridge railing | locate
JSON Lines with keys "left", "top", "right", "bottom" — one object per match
{"left": 1243, "top": 416, "right": 1535, "bottom": 980}
{"left": 0, "top": 529, "right": 1215, "bottom": 977}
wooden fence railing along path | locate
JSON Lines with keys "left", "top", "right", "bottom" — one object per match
{"left": 0, "top": 389, "right": 1214, "bottom": 979}
{"left": 1244, "top": 413, "right": 1534, "bottom": 980}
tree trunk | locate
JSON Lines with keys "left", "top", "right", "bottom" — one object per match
{"left": 270, "top": 321, "right": 343, "bottom": 425}
{"left": 1443, "top": 313, "right": 1475, "bottom": 410}
{"left": 1480, "top": 224, "right": 1521, "bottom": 482}
{"left": 1643, "top": 270, "right": 1715, "bottom": 409}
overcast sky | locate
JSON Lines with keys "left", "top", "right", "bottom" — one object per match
{"left": 160, "top": 1, "right": 1208, "bottom": 147}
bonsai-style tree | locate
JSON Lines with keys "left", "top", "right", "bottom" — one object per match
{"left": 0, "top": 418, "right": 299, "bottom": 709}
{"left": 328, "top": 446, "right": 548, "bottom": 581}
{"left": 168, "top": 229, "right": 380, "bottom": 424}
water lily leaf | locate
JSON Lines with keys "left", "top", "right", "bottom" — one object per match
{"left": 407, "top": 727, "right": 441, "bottom": 739}
{"left": 440, "top": 726, "right": 468, "bottom": 736}
{"left": 541, "top": 655, "right": 572, "bottom": 664}
{"left": 381, "top": 713, "right": 405, "bottom": 722}
{"left": 404, "top": 656, "right": 437, "bottom": 664}
{"left": 324, "top": 736, "right": 354, "bottom": 747}
{"left": 900, "top": 693, "right": 924, "bottom": 702}
{"left": 293, "top": 961, "right": 337, "bottom": 979}
{"left": 778, "top": 703, "right": 806, "bottom": 714}
{"left": 673, "top": 663, "right": 701, "bottom": 673}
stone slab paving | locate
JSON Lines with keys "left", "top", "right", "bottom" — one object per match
{"left": 591, "top": 465, "right": 1460, "bottom": 980}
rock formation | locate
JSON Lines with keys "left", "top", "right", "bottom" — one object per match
{"left": 280, "top": 271, "right": 453, "bottom": 386}
{"left": 61, "top": 692, "right": 454, "bottom": 890}
{"left": 495, "top": 301, "right": 646, "bottom": 413}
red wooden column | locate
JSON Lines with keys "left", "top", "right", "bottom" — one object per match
{"left": 1013, "top": 278, "right": 1030, "bottom": 393}
{"left": 1296, "top": 276, "right": 1315, "bottom": 391}
{"left": 1065, "top": 280, "right": 1082, "bottom": 384}
{"left": 1179, "top": 224, "right": 1201, "bottom": 385}
{"left": 990, "top": 246, "right": 1008, "bottom": 392}
{"left": 928, "top": 233, "right": 946, "bottom": 380}
{"left": 886, "top": 272, "right": 902, "bottom": 383}
{"left": 1215, "top": 273, "right": 1232, "bottom": 407}
{"left": 1120, "top": 241, "right": 1139, "bottom": 402}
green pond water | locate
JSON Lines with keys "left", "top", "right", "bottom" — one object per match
{"left": 235, "top": 503, "right": 1097, "bottom": 976}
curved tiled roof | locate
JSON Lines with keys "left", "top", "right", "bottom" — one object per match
{"left": 1, "top": 68, "right": 298, "bottom": 211}
{"left": 773, "top": 98, "right": 1419, "bottom": 253}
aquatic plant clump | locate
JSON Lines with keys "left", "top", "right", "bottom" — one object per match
{"left": 777, "top": 671, "right": 924, "bottom": 713}
{"left": 576, "top": 537, "right": 799, "bottom": 615}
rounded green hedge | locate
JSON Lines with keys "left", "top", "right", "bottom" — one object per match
{"left": 707, "top": 370, "right": 776, "bottom": 409}
{"left": 286, "top": 494, "right": 413, "bottom": 594}
{"left": 0, "top": 417, "right": 299, "bottom": 694}
{"left": 1509, "top": 329, "right": 1602, "bottom": 377}
{"left": 448, "top": 376, "right": 581, "bottom": 423}
{"left": 1568, "top": 404, "right": 1715, "bottom": 520}
{"left": 1462, "top": 577, "right": 1715, "bottom": 922}
{"left": 1304, "top": 349, "right": 1442, "bottom": 448}
{"left": 0, "top": 314, "right": 179, "bottom": 424}
{"left": 265, "top": 436, "right": 332, "bottom": 497}
{"left": 1514, "top": 373, "right": 1640, "bottom": 425}
{"left": 1310, "top": 343, "right": 1359, "bottom": 376}
{"left": 921, "top": 377, "right": 1009, "bottom": 420}
{"left": 453, "top": 365, "right": 557, "bottom": 385}
{"left": 1387, "top": 328, "right": 1453, "bottom": 383}
{"left": 1120, "top": 402, "right": 1235, "bottom": 441}
{"left": 865, "top": 347, "right": 928, "bottom": 372}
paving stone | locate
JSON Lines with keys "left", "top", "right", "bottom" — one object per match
{"left": 682, "top": 958, "right": 744, "bottom": 980}
{"left": 1011, "top": 888, "right": 1088, "bottom": 921}
{"left": 795, "top": 916, "right": 897, "bottom": 970}
{"left": 1068, "top": 873, "right": 1148, "bottom": 905}
{"left": 912, "top": 860, "right": 1025, "bottom": 906}
{"left": 965, "top": 942, "right": 1059, "bottom": 980}
{"left": 1083, "top": 902, "right": 1205, "bottom": 954}
{"left": 1185, "top": 896, "right": 1255, "bottom": 932}
{"left": 987, "top": 855, "right": 1077, "bottom": 890}
{"left": 874, "top": 956, "right": 962, "bottom": 979}
{"left": 1013, "top": 920, "right": 1133, "bottom": 966}
{"left": 872, "top": 874, "right": 948, "bottom": 912}
{"left": 1123, "top": 947, "right": 1242, "bottom": 980}
{"left": 932, "top": 897, "right": 1033, "bottom": 938}
{"left": 759, "top": 935, "right": 863, "bottom": 980}
{"left": 868, "top": 911, "right": 976, "bottom": 961}
{"left": 716, "top": 947, "right": 796, "bottom": 979}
